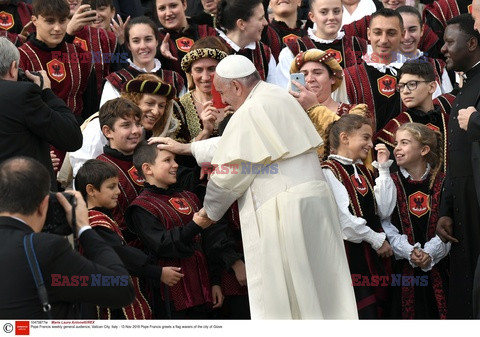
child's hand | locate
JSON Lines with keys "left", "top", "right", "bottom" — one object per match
{"left": 193, "top": 208, "right": 213, "bottom": 229}
{"left": 231, "top": 259, "right": 247, "bottom": 286}
{"left": 160, "top": 266, "right": 184, "bottom": 287}
{"left": 410, "top": 249, "right": 431, "bottom": 269}
{"left": 376, "top": 240, "right": 393, "bottom": 258}
{"left": 375, "top": 143, "right": 390, "bottom": 164}
{"left": 211, "top": 285, "right": 224, "bottom": 309}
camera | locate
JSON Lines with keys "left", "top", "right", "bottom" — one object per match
{"left": 42, "top": 192, "right": 76, "bottom": 235}
{"left": 18, "top": 68, "right": 44, "bottom": 89}
{"left": 18, "top": 68, "right": 41, "bottom": 82}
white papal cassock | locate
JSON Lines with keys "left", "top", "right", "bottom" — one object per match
{"left": 191, "top": 81, "right": 358, "bottom": 319}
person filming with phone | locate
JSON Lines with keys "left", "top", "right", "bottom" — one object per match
{"left": 0, "top": 37, "right": 82, "bottom": 190}
{"left": 289, "top": 49, "right": 367, "bottom": 156}
{"left": 0, "top": 157, "right": 135, "bottom": 319}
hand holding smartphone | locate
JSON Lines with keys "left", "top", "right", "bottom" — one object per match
{"left": 290, "top": 72, "right": 305, "bottom": 93}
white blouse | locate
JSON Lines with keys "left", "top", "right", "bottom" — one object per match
{"left": 322, "top": 155, "right": 396, "bottom": 250}
{"left": 381, "top": 166, "right": 451, "bottom": 271}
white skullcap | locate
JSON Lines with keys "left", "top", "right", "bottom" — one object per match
{"left": 215, "top": 54, "right": 256, "bottom": 79}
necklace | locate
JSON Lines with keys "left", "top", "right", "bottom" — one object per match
{"left": 191, "top": 91, "right": 211, "bottom": 105}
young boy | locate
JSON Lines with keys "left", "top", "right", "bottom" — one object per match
{"left": 75, "top": 159, "right": 184, "bottom": 319}
{"left": 125, "top": 142, "right": 217, "bottom": 319}
{"left": 374, "top": 60, "right": 448, "bottom": 171}
{"left": 96, "top": 97, "right": 143, "bottom": 243}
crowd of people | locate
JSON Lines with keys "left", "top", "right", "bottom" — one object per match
{"left": 0, "top": 0, "right": 480, "bottom": 321}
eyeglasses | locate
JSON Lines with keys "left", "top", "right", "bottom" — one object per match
{"left": 396, "top": 80, "right": 431, "bottom": 92}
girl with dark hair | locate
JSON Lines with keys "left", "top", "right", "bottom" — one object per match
{"left": 154, "top": 0, "right": 216, "bottom": 84}
{"left": 216, "top": 0, "right": 279, "bottom": 83}
{"left": 100, "top": 16, "right": 185, "bottom": 107}
{"left": 321, "top": 114, "right": 395, "bottom": 318}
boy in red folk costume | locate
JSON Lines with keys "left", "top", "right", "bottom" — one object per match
{"left": 96, "top": 98, "right": 144, "bottom": 245}
{"left": 75, "top": 159, "right": 184, "bottom": 319}
{"left": 19, "top": 0, "right": 92, "bottom": 124}
{"left": 126, "top": 142, "right": 217, "bottom": 319}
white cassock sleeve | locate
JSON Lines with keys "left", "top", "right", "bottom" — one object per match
{"left": 323, "top": 167, "right": 386, "bottom": 250}
{"left": 191, "top": 136, "right": 221, "bottom": 164}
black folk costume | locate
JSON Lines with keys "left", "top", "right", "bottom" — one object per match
{"left": 157, "top": 21, "right": 217, "bottom": 85}
{"left": 126, "top": 184, "right": 213, "bottom": 319}
{"left": 96, "top": 146, "right": 144, "bottom": 245}
{"left": 216, "top": 29, "right": 276, "bottom": 83}
{"left": 0, "top": 0, "right": 33, "bottom": 46}
{"left": 262, "top": 18, "right": 307, "bottom": 62}
{"left": 68, "top": 25, "right": 118, "bottom": 118}
{"left": 384, "top": 168, "right": 449, "bottom": 319}
{"left": 276, "top": 28, "right": 367, "bottom": 88}
{"left": 374, "top": 106, "right": 449, "bottom": 172}
{"left": 18, "top": 35, "right": 92, "bottom": 121}
{"left": 84, "top": 208, "right": 154, "bottom": 319}
{"left": 322, "top": 156, "right": 396, "bottom": 318}
{"left": 344, "top": 59, "right": 404, "bottom": 132}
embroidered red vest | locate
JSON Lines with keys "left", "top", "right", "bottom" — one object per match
{"left": 96, "top": 154, "right": 144, "bottom": 233}
{"left": 130, "top": 189, "right": 212, "bottom": 311}
{"left": 105, "top": 66, "right": 185, "bottom": 96}
{"left": 73, "top": 26, "right": 117, "bottom": 96}
{"left": 18, "top": 41, "right": 92, "bottom": 117}
{"left": 390, "top": 172, "right": 447, "bottom": 319}
{"left": 87, "top": 210, "right": 152, "bottom": 319}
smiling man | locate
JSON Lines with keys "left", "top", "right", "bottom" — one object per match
{"left": 343, "top": 8, "right": 405, "bottom": 132}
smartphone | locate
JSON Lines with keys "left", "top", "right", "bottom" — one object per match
{"left": 83, "top": 6, "right": 97, "bottom": 19}
{"left": 290, "top": 72, "right": 305, "bottom": 93}
{"left": 211, "top": 77, "right": 227, "bottom": 109}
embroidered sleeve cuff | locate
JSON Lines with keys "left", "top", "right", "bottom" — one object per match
{"left": 408, "top": 242, "right": 422, "bottom": 268}
{"left": 371, "top": 160, "right": 393, "bottom": 176}
{"left": 366, "top": 231, "right": 386, "bottom": 250}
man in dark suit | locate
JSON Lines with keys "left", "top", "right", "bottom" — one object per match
{"left": 0, "top": 37, "right": 82, "bottom": 190}
{"left": 435, "top": 14, "right": 480, "bottom": 319}
{"left": 0, "top": 157, "right": 135, "bottom": 318}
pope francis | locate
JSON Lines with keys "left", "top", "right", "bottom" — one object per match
{"left": 154, "top": 55, "right": 358, "bottom": 320}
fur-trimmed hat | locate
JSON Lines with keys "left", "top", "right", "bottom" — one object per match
{"left": 181, "top": 47, "right": 229, "bottom": 73}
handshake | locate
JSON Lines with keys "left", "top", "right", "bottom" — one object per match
{"left": 193, "top": 208, "right": 214, "bottom": 229}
